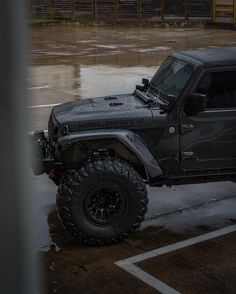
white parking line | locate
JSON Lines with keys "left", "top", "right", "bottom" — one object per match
{"left": 115, "top": 224, "right": 236, "bottom": 294}
{"left": 119, "top": 263, "right": 181, "bottom": 294}
{"left": 28, "top": 103, "right": 61, "bottom": 109}
{"left": 28, "top": 86, "right": 50, "bottom": 90}
{"left": 28, "top": 130, "right": 48, "bottom": 135}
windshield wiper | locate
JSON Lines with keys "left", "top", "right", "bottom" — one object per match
{"left": 149, "top": 84, "right": 176, "bottom": 104}
{"left": 135, "top": 88, "right": 174, "bottom": 113}
{"left": 134, "top": 89, "right": 155, "bottom": 104}
{"left": 148, "top": 84, "right": 168, "bottom": 104}
{"left": 148, "top": 85, "right": 177, "bottom": 113}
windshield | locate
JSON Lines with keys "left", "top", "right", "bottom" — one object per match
{"left": 150, "top": 56, "right": 193, "bottom": 99}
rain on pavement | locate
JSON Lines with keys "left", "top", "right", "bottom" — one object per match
{"left": 29, "top": 25, "right": 236, "bottom": 293}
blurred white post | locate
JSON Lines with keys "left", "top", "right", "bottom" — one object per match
{"left": 0, "top": 1, "right": 39, "bottom": 294}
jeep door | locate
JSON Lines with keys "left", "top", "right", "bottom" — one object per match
{"left": 180, "top": 68, "right": 236, "bottom": 170}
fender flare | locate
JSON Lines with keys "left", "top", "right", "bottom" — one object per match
{"left": 58, "top": 129, "right": 163, "bottom": 179}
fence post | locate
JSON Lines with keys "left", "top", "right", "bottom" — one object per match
{"left": 184, "top": 0, "right": 188, "bottom": 21}
{"left": 50, "top": 0, "right": 54, "bottom": 19}
{"left": 234, "top": 0, "right": 236, "bottom": 24}
{"left": 161, "top": 0, "right": 165, "bottom": 21}
{"left": 137, "top": 0, "right": 141, "bottom": 18}
{"left": 114, "top": 0, "right": 118, "bottom": 21}
{"left": 212, "top": 0, "right": 216, "bottom": 23}
{"left": 92, "top": 0, "right": 96, "bottom": 20}
{"left": 71, "top": 0, "right": 75, "bottom": 20}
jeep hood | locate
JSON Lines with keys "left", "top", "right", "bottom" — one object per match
{"left": 52, "top": 94, "right": 154, "bottom": 131}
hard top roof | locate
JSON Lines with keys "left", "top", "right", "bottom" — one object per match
{"left": 176, "top": 47, "right": 236, "bottom": 67}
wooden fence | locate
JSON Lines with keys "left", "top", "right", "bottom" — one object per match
{"left": 30, "top": 0, "right": 212, "bottom": 21}
{"left": 29, "top": 0, "right": 236, "bottom": 24}
{"left": 212, "top": 0, "right": 236, "bottom": 23}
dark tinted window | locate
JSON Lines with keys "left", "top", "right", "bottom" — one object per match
{"left": 151, "top": 57, "right": 193, "bottom": 98}
{"left": 195, "top": 71, "right": 236, "bottom": 109}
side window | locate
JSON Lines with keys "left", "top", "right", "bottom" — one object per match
{"left": 195, "top": 74, "right": 211, "bottom": 95}
{"left": 195, "top": 71, "right": 236, "bottom": 109}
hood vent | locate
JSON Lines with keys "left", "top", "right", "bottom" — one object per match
{"left": 104, "top": 96, "right": 117, "bottom": 101}
{"left": 109, "top": 102, "right": 123, "bottom": 107}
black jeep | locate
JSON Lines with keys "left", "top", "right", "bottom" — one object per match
{"left": 32, "top": 47, "right": 236, "bottom": 245}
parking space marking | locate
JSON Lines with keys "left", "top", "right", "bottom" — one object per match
{"left": 120, "top": 263, "right": 181, "bottom": 294}
{"left": 28, "top": 86, "right": 50, "bottom": 90}
{"left": 28, "top": 103, "right": 61, "bottom": 109}
{"left": 28, "top": 130, "right": 48, "bottom": 135}
{"left": 115, "top": 224, "right": 236, "bottom": 294}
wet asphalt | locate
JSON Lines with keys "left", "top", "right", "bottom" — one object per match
{"left": 30, "top": 25, "right": 236, "bottom": 293}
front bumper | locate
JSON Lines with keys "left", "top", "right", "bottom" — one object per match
{"left": 30, "top": 130, "right": 55, "bottom": 175}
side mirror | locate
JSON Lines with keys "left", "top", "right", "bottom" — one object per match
{"left": 185, "top": 93, "right": 207, "bottom": 115}
{"left": 142, "top": 78, "right": 149, "bottom": 85}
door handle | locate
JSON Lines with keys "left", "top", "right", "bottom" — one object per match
{"left": 181, "top": 124, "right": 194, "bottom": 133}
{"left": 181, "top": 151, "right": 195, "bottom": 160}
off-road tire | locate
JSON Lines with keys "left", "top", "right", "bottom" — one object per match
{"left": 56, "top": 157, "right": 148, "bottom": 245}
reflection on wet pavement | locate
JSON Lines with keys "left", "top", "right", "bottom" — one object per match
{"left": 29, "top": 25, "right": 236, "bottom": 130}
